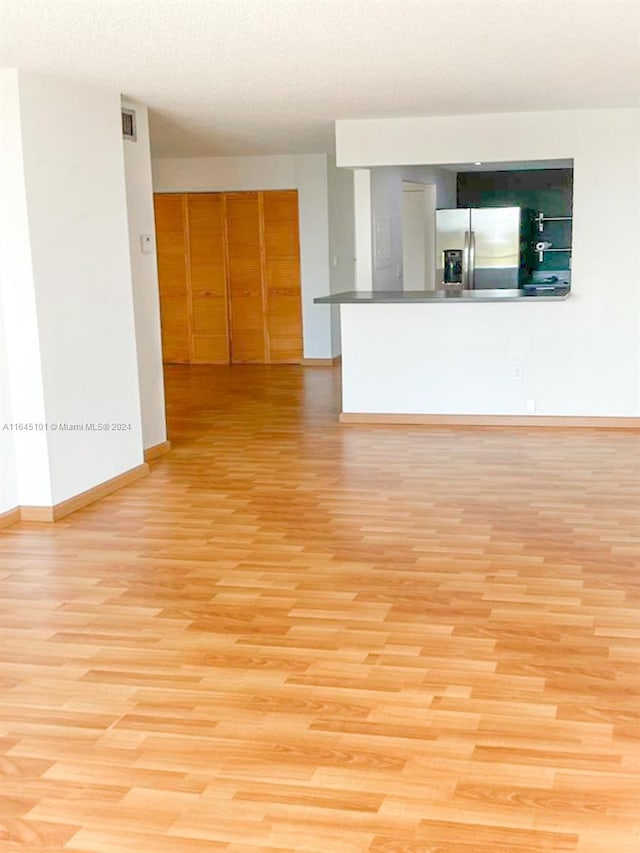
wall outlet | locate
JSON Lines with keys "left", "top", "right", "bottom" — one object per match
{"left": 396, "top": 264, "right": 403, "bottom": 279}
{"left": 512, "top": 363, "right": 523, "bottom": 381}
{"left": 526, "top": 398, "right": 536, "bottom": 413}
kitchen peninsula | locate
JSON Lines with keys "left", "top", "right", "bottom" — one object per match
{"left": 325, "top": 109, "right": 639, "bottom": 427}
{"left": 314, "top": 286, "right": 587, "bottom": 425}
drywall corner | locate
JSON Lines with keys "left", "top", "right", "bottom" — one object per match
{"left": 122, "top": 100, "right": 167, "bottom": 450}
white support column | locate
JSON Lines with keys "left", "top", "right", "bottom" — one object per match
{"left": 353, "top": 169, "right": 372, "bottom": 291}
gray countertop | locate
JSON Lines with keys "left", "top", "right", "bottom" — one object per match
{"left": 315, "top": 288, "right": 571, "bottom": 304}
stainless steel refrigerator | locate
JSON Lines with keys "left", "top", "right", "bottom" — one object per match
{"left": 436, "top": 206, "right": 531, "bottom": 289}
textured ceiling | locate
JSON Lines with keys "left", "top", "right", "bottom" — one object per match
{"left": 1, "top": 0, "right": 639, "bottom": 158}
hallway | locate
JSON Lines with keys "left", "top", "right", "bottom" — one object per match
{"left": 1, "top": 364, "right": 639, "bottom": 852}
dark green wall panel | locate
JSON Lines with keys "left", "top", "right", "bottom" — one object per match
{"left": 457, "top": 169, "right": 573, "bottom": 271}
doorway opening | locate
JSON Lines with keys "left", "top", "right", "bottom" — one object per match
{"left": 402, "top": 181, "right": 437, "bottom": 290}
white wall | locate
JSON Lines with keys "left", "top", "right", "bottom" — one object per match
{"left": 293, "top": 155, "right": 333, "bottom": 359}
{"left": 402, "top": 187, "right": 425, "bottom": 290}
{"left": 1, "top": 70, "right": 144, "bottom": 506}
{"left": 0, "top": 295, "right": 18, "bottom": 514}
{"left": 122, "top": 101, "right": 167, "bottom": 450}
{"left": 152, "top": 153, "right": 335, "bottom": 359}
{"left": 153, "top": 155, "right": 296, "bottom": 192}
{"left": 327, "top": 156, "right": 355, "bottom": 356}
{"left": 336, "top": 109, "right": 640, "bottom": 417}
{"left": 0, "top": 68, "right": 52, "bottom": 507}
{"left": 370, "top": 165, "right": 456, "bottom": 291}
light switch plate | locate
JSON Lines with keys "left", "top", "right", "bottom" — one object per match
{"left": 374, "top": 216, "right": 392, "bottom": 269}
{"left": 140, "top": 234, "right": 153, "bottom": 254}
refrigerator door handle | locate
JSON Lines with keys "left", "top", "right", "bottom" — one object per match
{"left": 463, "top": 231, "right": 470, "bottom": 288}
{"left": 469, "top": 230, "right": 476, "bottom": 289}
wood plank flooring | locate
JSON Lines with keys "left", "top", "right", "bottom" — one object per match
{"left": 1, "top": 364, "right": 639, "bottom": 852}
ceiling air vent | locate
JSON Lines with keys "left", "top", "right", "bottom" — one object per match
{"left": 121, "top": 108, "right": 137, "bottom": 142}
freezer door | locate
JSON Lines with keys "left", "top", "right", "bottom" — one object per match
{"left": 436, "top": 208, "right": 471, "bottom": 287}
{"left": 470, "top": 207, "right": 521, "bottom": 289}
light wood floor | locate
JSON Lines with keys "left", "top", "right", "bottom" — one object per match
{"left": 1, "top": 364, "right": 639, "bottom": 852}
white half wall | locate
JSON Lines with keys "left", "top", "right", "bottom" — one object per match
{"left": 1, "top": 70, "right": 144, "bottom": 506}
{"left": 341, "top": 300, "right": 638, "bottom": 416}
{"left": 335, "top": 109, "right": 640, "bottom": 417}
{"left": 122, "top": 101, "right": 167, "bottom": 451}
{"left": 151, "top": 153, "right": 335, "bottom": 359}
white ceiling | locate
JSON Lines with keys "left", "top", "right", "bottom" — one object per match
{"left": 1, "top": 0, "right": 639, "bottom": 158}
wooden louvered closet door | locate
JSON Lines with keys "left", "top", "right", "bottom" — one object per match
{"left": 262, "top": 190, "right": 303, "bottom": 363}
{"left": 187, "top": 194, "right": 229, "bottom": 364}
{"left": 154, "top": 190, "right": 302, "bottom": 365}
{"left": 224, "top": 192, "right": 267, "bottom": 364}
{"left": 154, "top": 193, "right": 229, "bottom": 364}
{"left": 154, "top": 194, "right": 190, "bottom": 363}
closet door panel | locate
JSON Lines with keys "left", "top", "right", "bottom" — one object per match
{"left": 191, "top": 300, "right": 229, "bottom": 363}
{"left": 262, "top": 190, "right": 302, "bottom": 363}
{"left": 154, "top": 194, "right": 190, "bottom": 363}
{"left": 187, "top": 193, "right": 229, "bottom": 363}
{"left": 264, "top": 220, "right": 299, "bottom": 257}
{"left": 225, "top": 192, "right": 266, "bottom": 363}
